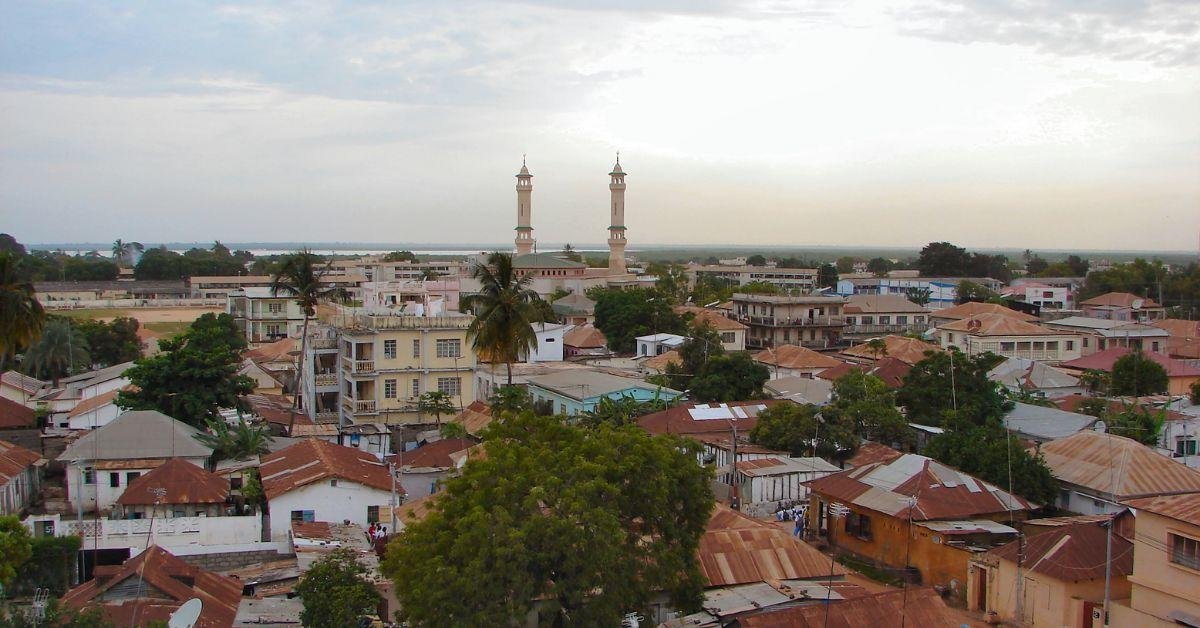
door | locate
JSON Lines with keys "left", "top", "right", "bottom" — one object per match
{"left": 1022, "top": 577, "right": 1037, "bottom": 624}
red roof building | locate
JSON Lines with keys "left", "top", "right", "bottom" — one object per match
{"left": 0, "top": 439, "right": 41, "bottom": 515}
{"left": 116, "top": 457, "right": 229, "bottom": 516}
{"left": 400, "top": 438, "right": 475, "bottom": 469}
{"left": 637, "top": 400, "right": 782, "bottom": 442}
{"left": 1059, "top": 347, "right": 1200, "bottom": 395}
{"left": 0, "top": 395, "right": 35, "bottom": 430}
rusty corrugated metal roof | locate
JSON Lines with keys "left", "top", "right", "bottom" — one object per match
{"left": 116, "top": 458, "right": 228, "bottom": 506}
{"left": 1124, "top": 493, "right": 1200, "bottom": 528}
{"left": 1038, "top": 430, "right": 1200, "bottom": 500}
{"left": 738, "top": 587, "right": 978, "bottom": 627}
{"left": 699, "top": 505, "right": 844, "bottom": 587}
{"left": 988, "top": 520, "right": 1132, "bottom": 582}
{"left": 260, "top": 438, "right": 395, "bottom": 499}
{"left": 0, "top": 439, "right": 40, "bottom": 484}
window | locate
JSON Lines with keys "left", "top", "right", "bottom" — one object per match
{"left": 1066, "top": 341, "right": 1075, "bottom": 351}
{"left": 1082, "top": 337, "right": 1089, "bottom": 348}
{"left": 126, "top": 472, "right": 140, "bottom": 484}
{"left": 1058, "top": 489, "right": 1071, "bottom": 506}
{"left": 411, "top": 379, "right": 421, "bottom": 398}
{"left": 1171, "top": 533, "right": 1200, "bottom": 570}
{"left": 437, "top": 377, "right": 461, "bottom": 396}
{"left": 861, "top": 316, "right": 874, "bottom": 325}
{"left": 330, "top": 479, "right": 338, "bottom": 487}
{"left": 720, "top": 332, "right": 735, "bottom": 343}
{"left": 844, "top": 512, "right": 872, "bottom": 540}
{"left": 83, "top": 469, "right": 96, "bottom": 485}
{"left": 412, "top": 339, "right": 421, "bottom": 358}
{"left": 384, "top": 379, "right": 397, "bottom": 399}
{"left": 1177, "top": 439, "right": 1198, "bottom": 457}
{"left": 109, "top": 473, "right": 120, "bottom": 488}
{"left": 367, "top": 505, "right": 380, "bottom": 524}
{"left": 268, "top": 302, "right": 282, "bottom": 313}
{"left": 291, "top": 510, "right": 315, "bottom": 523}
{"left": 384, "top": 340, "right": 397, "bottom": 359}
{"left": 230, "top": 476, "right": 244, "bottom": 490}
{"left": 879, "top": 316, "right": 891, "bottom": 325}
{"left": 436, "top": 338, "right": 462, "bottom": 358}
{"left": 896, "top": 316, "right": 907, "bottom": 324}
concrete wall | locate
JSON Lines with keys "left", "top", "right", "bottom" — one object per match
{"left": 1116, "top": 509, "right": 1200, "bottom": 625}
{"left": 267, "top": 480, "right": 393, "bottom": 541}
{"left": 973, "top": 556, "right": 1130, "bottom": 626}
{"left": 67, "top": 403, "right": 122, "bottom": 430}
{"left": 177, "top": 547, "right": 292, "bottom": 571}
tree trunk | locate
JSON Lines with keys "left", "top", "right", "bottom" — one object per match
{"left": 506, "top": 361, "right": 513, "bottom": 386}
{"left": 288, "top": 315, "right": 310, "bottom": 436}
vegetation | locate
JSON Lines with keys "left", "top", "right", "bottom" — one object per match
{"left": 658, "top": 322, "right": 769, "bottom": 402}
{"left": 1079, "top": 258, "right": 1200, "bottom": 318}
{"left": 867, "top": 257, "right": 893, "bottom": 276}
{"left": 1192, "top": 379, "right": 1200, "bottom": 405}
{"left": 75, "top": 317, "right": 142, "bottom": 367}
{"left": 591, "top": 287, "right": 686, "bottom": 354}
{"left": 196, "top": 418, "right": 274, "bottom": 464}
{"left": 270, "top": 250, "right": 346, "bottom": 433}
{"left": 748, "top": 402, "right": 858, "bottom": 461}
{"left": 22, "top": 319, "right": 90, "bottom": 386}
{"left": 488, "top": 385, "right": 533, "bottom": 417}
{"left": 9, "top": 535, "right": 82, "bottom": 596}
{"left": 110, "top": 239, "right": 144, "bottom": 267}
{"left": 117, "top": 313, "right": 254, "bottom": 427}
{"left": 956, "top": 280, "right": 1001, "bottom": 304}
{"left": 0, "top": 597, "right": 115, "bottom": 627}
{"left": 382, "top": 250, "right": 420, "bottom": 263}
{"left": 133, "top": 243, "right": 251, "bottom": 280}
{"left": 826, "top": 371, "right": 913, "bottom": 449}
{"left": 440, "top": 422, "right": 469, "bottom": 440}
{"left": 580, "top": 394, "right": 672, "bottom": 428}
{"left": 816, "top": 263, "right": 838, "bottom": 289}
{"left": 1110, "top": 350, "right": 1169, "bottom": 397}
{"left": 1105, "top": 405, "right": 1166, "bottom": 445}
{"left": 917, "top": 241, "right": 1012, "bottom": 281}
{"left": 296, "top": 547, "right": 384, "bottom": 628}
{"left": 383, "top": 412, "right": 713, "bottom": 625}
{"left": 0, "top": 252, "right": 46, "bottom": 367}
{"left": 418, "top": 391, "right": 457, "bottom": 426}
{"left": 465, "top": 252, "right": 544, "bottom": 385}
{"left": 0, "top": 515, "right": 33, "bottom": 589}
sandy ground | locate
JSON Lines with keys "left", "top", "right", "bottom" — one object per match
{"left": 67, "top": 306, "right": 221, "bottom": 323}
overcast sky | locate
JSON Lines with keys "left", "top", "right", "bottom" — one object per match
{"left": 2, "top": 1, "right": 1198, "bottom": 251}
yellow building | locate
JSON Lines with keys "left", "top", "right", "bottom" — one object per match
{"left": 335, "top": 309, "right": 476, "bottom": 426}
{"left": 1112, "top": 493, "right": 1200, "bottom": 626}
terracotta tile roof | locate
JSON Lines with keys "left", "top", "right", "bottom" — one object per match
{"left": 642, "top": 349, "right": 681, "bottom": 372}
{"left": 260, "top": 438, "right": 396, "bottom": 499}
{"left": 0, "top": 370, "right": 46, "bottom": 395}
{"left": 806, "top": 454, "right": 1034, "bottom": 521}
{"left": 840, "top": 335, "right": 943, "bottom": 365}
{"left": 1081, "top": 292, "right": 1161, "bottom": 308}
{"left": 61, "top": 545, "right": 242, "bottom": 628}
{"left": 844, "top": 294, "right": 929, "bottom": 314}
{"left": 754, "top": 345, "right": 843, "bottom": 370}
{"left": 562, "top": 325, "right": 607, "bottom": 348}
{"left": 939, "top": 312, "right": 1060, "bottom": 336}
{"left": 1052, "top": 394, "right": 1189, "bottom": 422}
{"left": 1149, "top": 318, "right": 1200, "bottom": 340}
{"left": 1037, "top": 430, "right": 1200, "bottom": 500}
{"left": 699, "top": 504, "right": 844, "bottom": 587}
{"left": 638, "top": 401, "right": 782, "bottom": 438}
{"left": 844, "top": 442, "right": 902, "bottom": 469}
{"left": 0, "top": 396, "right": 36, "bottom": 429}
{"left": 116, "top": 458, "right": 228, "bottom": 506}
{"left": 451, "top": 400, "right": 493, "bottom": 436}
{"left": 1060, "top": 347, "right": 1200, "bottom": 377}
{"left": 0, "top": 439, "right": 40, "bottom": 485}
{"left": 66, "top": 388, "right": 122, "bottom": 418}
{"left": 988, "top": 520, "right": 1132, "bottom": 582}
{"left": 868, "top": 357, "right": 911, "bottom": 389}
{"left": 93, "top": 459, "right": 170, "bottom": 471}
{"left": 1124, "top": 493, "right": 1200, "bottom": 528}
{"left": 930, "top": 301, "right": 1040, "bottom": 322}
{"left": 245, "top": 337, "right": 297, "bottom": 364}
{"left": 675, "top": 307, "right": 748, "bottom": 331}
{"left": 738, "top": 587, "right": 974, "bottom": 628}
{"left": 815, "top": 362, "right": 867, "bottom": 382}
{"left": 401, "top": 438, "right": 475, "bottom": 469}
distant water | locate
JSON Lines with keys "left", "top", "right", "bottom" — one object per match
{"left": 38, "top": 246, "right": 612, "bottom": 258}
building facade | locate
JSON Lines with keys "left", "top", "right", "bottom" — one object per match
{"left": 732, "top": 293, "right": 847, "bottom": 350}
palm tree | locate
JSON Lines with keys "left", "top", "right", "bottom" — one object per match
{"left": 464, "top": 252, "right": 541, "bottom": 386}
{"left": 271, "top": 250, "right": 345, "bottom": 434}
{"left": 23, "top": 319, "right": 89, "bottom": 386}
{"left": 0, "top": 253, "right": 46, "bottom": 367}
{"left": 417, "top": 391, "right": 456, "bottom": 427}
{"left": 111, "top": 240, "right": 144, "bottom": 267}
{"left": 196, "top": 418, "right": 274, "bottom": 464}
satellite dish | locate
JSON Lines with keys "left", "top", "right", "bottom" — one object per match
{"left": 1094, "top": 421, "right": 1107, "bottom": 433}
{"left": 704, "top": 301, "right": 720, "bottom": 308}
{"left": 1131, "top": 299, "right": 1144, "bottom": 310}
{"left": 168, "top": 598, "right": 203, "bottom": 628}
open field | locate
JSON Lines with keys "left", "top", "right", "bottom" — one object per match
{"left": 53, "top": 307, "right": 220, "bottom": 323}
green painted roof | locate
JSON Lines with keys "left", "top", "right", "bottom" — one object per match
{"left": 513, "top": 253, "right": 587, "bottom": 269}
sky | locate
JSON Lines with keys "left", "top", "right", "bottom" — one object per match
{"left": 1, "top": 0, "right": 1198, "bottom": 251}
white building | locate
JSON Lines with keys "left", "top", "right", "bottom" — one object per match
{"left": 0, "top": 440, "right": 40, "bottom": 516}
{"left": 65, "top": 388, "right": 123, "bottom": 430}
{"left": 527, "top": 322, "right": 572, "bottom": 363}
{"left": 635, "top": 333, "right": 687, "bottom": 357}
{"left": 260, "top": 438, "right": 396, "bottom": 541}
{"left": 227, "top": 287, "right": 307, "bottom": 346}
{"left": 730, "top": 456, "right": 840, "bottom": 517}
{"left": 56, "top": 411, "right": 213, "bottom": 514}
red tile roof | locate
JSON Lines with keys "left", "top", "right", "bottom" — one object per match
{"left": 66, "top": 388, "right": 122, "bottom": 418}
{"left": 1037, "top": 430, "right": 1200, "bottom": 500}
{"left": 0, "top": 396, "right": 35, "bottom": 429}
{"left": 1150, "top": 318, "right": 1200, "bottom": 340}
{"left": 243, "top": 393, "right": 313, "bottom": 428}
{"left": 699, "top": 504, "right": 843, "bottom": 587}
{"left": 868, "top": 357, "right": 911, "bottom": 389}
{"left": 451, "top": 400, "right": 493, "bottom": 436}
{"left": 988, "top": 520, "right": 1132, "bottom": 582}
{"left": 116, "top": 458, "right": 228, "bottom": 506}
{"left": 641, "top": 349, "right": 681, "bottom": 372}
{"left": 0, "top": 439, "right": 40, "bottom": 485}
{"left": 815, "top": 362, "right": 867, "bottom": 382}
{"left": 562, "top": 325, "right": 607, "bottom": 348}
{"left": 1124, "top": 493, "right": 1200, "bottom": 528}
{"left": 245, "top": 337, "right": 297, "bottom": 363}
{"left": 1059, "top": 348, "right": 1200, "bottom": 377}
{"left": 754, "top": 345, "right": 843, "bottom": 370}
{"left": 806, "top": 454, "right": 1034, "bottom": 521}
{"left": 675, "top": 307, "right": 748, "bottom": 331}
{"left": 260, "top": 438, "right": 396, "bottom": 499}
{"left": 1081, "top": 292, "right": 1161, "bottom": 308}
{"left": 939, "top": 312, "right": 1059, "bottom": 336}
{"left": 738, "top": 587, "right": 972, "bottom": 627}
{"left": 61, "top": 545, "right": 241, "bottom": 628}
{"left": 401, "top": 438, "right": 475, "bottom": 469}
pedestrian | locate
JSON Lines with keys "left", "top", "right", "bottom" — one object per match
{"left": 368, "top": 523, "right": 377, "bottom": 539}
{"left": 793, "top": 514, "right": 804, "bottom": 538}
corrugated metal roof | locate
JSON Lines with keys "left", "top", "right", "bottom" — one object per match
{"left": 916, "top": 520, "right": 1017, "bottom": 535}
{"left": 737, "top": 587, "right": 971, "bottom": 627}
{"left": 1003, "top": 402, "right": 1097, "bottom": 441}
{"left": 1124, "top": 493, "right": 1200, "bottom": 528}
{"left": 987, "top": 520, "right": 1132, "bottom": 582}
{"left": 699, "top": 504, "right": 844, "bottom": 587}
{"left": 638, "top": 400, "right": 781, "bottom": 436}
{"left": 840, "top": 335, "right": 943, "bottom": 366}
{"left": 116, "top": 458, "right": 228, "bottom": 506}
{"left": 754, "top": 345, "right": 843, "bottom": 370}
{"left": 1038, "top": 430, "right": 1200, "bottom": 500}
{"left": 844, "top": 442, "right": 902, "bottom": 469}
{"left": 260, "top": 438, "right": 396, "bottom": 499}
{"left": 58, "top": 411, "right": 212, "bottom": 462}
{"left": 0, "top": 439, "right": 40, "bottom": 484}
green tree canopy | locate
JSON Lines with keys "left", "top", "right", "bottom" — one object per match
{"left": 117, "top": 313, "right": 253, "bottom": 427}
{"left": 296, "top": 547, "right": 383, "bottom": 627}
{"left": 688, "top": 352, "right": 770, "bottom": 403}
{"left": 418, "top": 390, "right": 457, "bottom": 426}
{"left": 748, "top": 402, "right": 858, "bottom": 460}
{"left": 956, "top": 280, "right": 1001, "bottom": 304}
{"left": 896, "top": 350, "right": 1008, "bottom": 429}
{"left": 23, "top": 319, "right": 90, "bottom": 386}
{"left": 0, "top": 252, "right": 46, "bottom": 366}
{"left": 746, "top": 254, "right": 767, "bottom": 266}
{"left": 829, "top": 371, "right": 913, "bottom": 449}
{"left": 0, "top": 515, "right": 33, "bottom": 589}
{"left": 76, "top": 317, "right": 142, "bottom": 367}
{"left": 465, "top": 252, "right": 543, "bottom": 384}
{"left": 382, "top": 412, "right": 713, "bottom": 625}
{"left": 922, "top": 424, "right": 1057, "bottom": 505}
{"left": 591, "top": 287, "right": 686, "bottom": 354}
{"left": 1110, "top": 350, "right": 1169, "bottom": 397}
{"left": 383, "top": 250, "right": 420, "bottom": 263}
{"left": 816, "top": 263, "right": 838, "bottom": 289}
{"left": 195, "top": 418, "right": 273, "bottom": 464}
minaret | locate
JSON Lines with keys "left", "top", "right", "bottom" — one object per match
{"left": 515, "top": 156, "right": 534, "bottom": 256}
{"left": 607, "top": 154, "right": 627, "bottom": 273}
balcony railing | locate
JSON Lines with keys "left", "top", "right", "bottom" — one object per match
{"left": 343, "top": 398, "right": 377, "bottom": 414}
{"left": 314, "top": 373, "right": 338, "bottom": 386}
{"left": 746, "top": 337, "right": 835, "bottom": 350}
{"left": 843, "top": 323, "right": 930, "bottom": 335}
{"left": 736, "top": 314, "right": 845, "bottom": 327}
{"left": 313, "top": 411, "right": 339, "bottom": 423}
{"left": 342, "top": 357, "right": 376, "bottom": 374}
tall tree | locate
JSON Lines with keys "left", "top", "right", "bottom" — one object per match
{"left": 956, "top": 280, "right": 1000, "bottom": 304}
{"left": 110, "top": 239, "right": 143, "bottom": 267}
{"left": 592, "top": 287, "right": 686, "bottom": 353}
{"left": 271, "top": 250, "right": 345, "bottom": 433}
{"left": 23, "top": 319, "right": 89, "bottom": 386}
{"left": 417, "top": 390, "right": 456, "bottom": 426}
{"left": 464, "top": 252, "right": 543, "bottom": 385}
{"left": 897, "top": 349, "right": 1008, "bottom": 429}
{"left": 828, "top": 371, "right": 913, "bottom": 448}
{"left": 816, "top": 263, "right": 838, "bottom": 289}
{"left": 296, "top": 548, "right": 383, "bottom": 627}
{"left": 195, "top": 417, "right": 273, "bottom": 464}
{"left": 688, "top": 352, "right": 770, "bottom": 403}
{"left": 76, "top": 317, "right": 142, "bottom": 367}
{"left": 0, "top": 252, "right": 46, "bottom": 366}
{"left": 382, "top": 412, "right": 713, "bottom": 625}
{"left": 918, "top": 242, "right": 969, "bottom": 277}
{"left": 749, "top": 402, "right": 858, "bottom": 460}
{"left": 1110, "top": 350, "right": 1169, "bottom": 397}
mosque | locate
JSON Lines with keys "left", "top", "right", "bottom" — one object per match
{"left": 501, "top": 156, "right": 647, "bottom": 296}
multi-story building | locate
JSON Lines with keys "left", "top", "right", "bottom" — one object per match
{"left": 1080, "top": 291, "right": 1166, "bottom": 322}
{"left": 732, "top": 293, "right": 847, "bottom": 349}
{"left": 1112, "top": 493, "right": 1200, "bottom": 626}
{"left": 936, "top": 312, "right": 1082, "bottom": 362}
{"left": 333, "top": 308, "right": 476, "bottom": 426}
{"left": 1000, "top": 280, "right": 1074, "bottom": 310}
{"left": 192, "top": 273, "right": 365, "bottom": 300}
{"left": 841, "top": 294, "right": 930, "bottom": 338}
{"left": 685, "top": 264, "right": 817, "bottom": 293}
{"left": 1043, "top": 316, "right": 1170, "bottom": 355}
{"left": 227, "top": 287, "right": 307, "bottom": 346}
{"left": 835, "top": 277, "right": 1004, "bottom": 310}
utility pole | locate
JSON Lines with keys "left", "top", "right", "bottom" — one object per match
{"left": 1103, "top": 516, "right": 1113, "bottom": 627}
{"left": 729, "top": 418, "right": 739, "bottom": 510}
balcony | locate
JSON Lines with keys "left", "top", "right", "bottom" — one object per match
{"left": 746, "top": 337, "right": 836, "bottom": 350}
{"left": 313, "top": 410, "right": 339, "bottom": 423}
{"left": 736, "top": 314, "right": 845, "bottom": 328}
{"left": 342, "top": 357, "right": 376, "bottom": 374}
{"left": 314, "top": 373, "right": 338, "bottom": 387}
{"left": 343, "top": 398, "right": 377, "bottom": 414}
{"left": 843, "top": 323, "right": 930, "bottom": 335}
